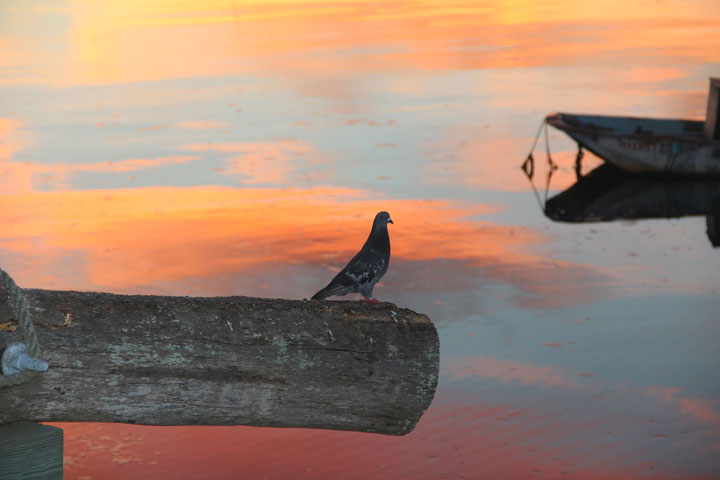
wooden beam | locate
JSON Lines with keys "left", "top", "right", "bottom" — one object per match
{"left": 0, "top": 276, "right": 439, "bottom": 435}
{"left": 706, "top": 77, "right": 720, "bottom": 140}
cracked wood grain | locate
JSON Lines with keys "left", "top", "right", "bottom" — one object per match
{"left": 0, "top": 286, "right": 439, "bottom": 435}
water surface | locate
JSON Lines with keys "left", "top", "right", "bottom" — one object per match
{"left": 1, "top": 1, "right": 719, "bottom": 478}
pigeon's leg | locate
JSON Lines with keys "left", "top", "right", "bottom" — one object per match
{"left": 360, "top": 283, "right": 379, "bottom": 304}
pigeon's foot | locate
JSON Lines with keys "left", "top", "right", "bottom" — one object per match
{"left": 363, "top": 297, "right": 380, "bottom": 304}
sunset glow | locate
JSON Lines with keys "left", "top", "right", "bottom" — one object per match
{"left": 1, "top": 1, "right": 717, "bottom": 85}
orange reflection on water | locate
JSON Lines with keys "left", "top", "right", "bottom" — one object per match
{"left": 186, "top": 140, "right": 327, "bottom": 185}
{"left": 3, "top": 1, "right": 718, "bottom": 85}
{"left": 0, "top": 112, "right": 612, "bottom": 305}
{"left": 0, "top": 118, "right": 25, "bottom": 161}
{"left": 0, "top": 182, "right": 613, "bottom": 309}
{"left": 424, "top": 127, "right": 602, "bottom": 192}
{"left": 0, "top": 185, "right": 490, "bottom": 289}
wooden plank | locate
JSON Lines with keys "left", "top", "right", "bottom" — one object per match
{"left": 0, "top": 284, "right": 439, "bottom": 435}
{"left": 705, "top": 77, "right": 720, "bottom": 140}
{"left": 0, "top": 422, "right": 63, "bottom": 480}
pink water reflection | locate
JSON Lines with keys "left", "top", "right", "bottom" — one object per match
{"left": 53, "top": 395, "right": 718, "bottom": 480}
{"left": 49, "top": 353, "right": 720, "bottom": 478}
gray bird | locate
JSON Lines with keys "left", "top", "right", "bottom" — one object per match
{"left": 312, "top": 211, "right": 393, "bottom": 303}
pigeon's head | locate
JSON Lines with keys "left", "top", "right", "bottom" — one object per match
{"left": 374, "top": 211, "right": 393, "bottom": 228}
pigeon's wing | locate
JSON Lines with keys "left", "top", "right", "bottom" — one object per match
{"left": 342, "top": 247, "right": 387, "bottom": 289}
{"left": 311, "top": 248, "right": 386, "bottom": 300}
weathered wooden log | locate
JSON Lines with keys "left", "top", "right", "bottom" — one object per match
{"left": 0, "top": 273, "right": 439, "bottom": 435}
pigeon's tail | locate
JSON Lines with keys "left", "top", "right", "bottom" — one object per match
{"left": 311, "top": 283, "right": 349, "bottom": 301}
{"left": 311, "top": 289, "right": 329, "bottom": 300}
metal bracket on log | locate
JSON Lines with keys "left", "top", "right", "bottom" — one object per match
{"left": 0, "top": 268, "right": 439, "bottom": 435}
{"left": 2, "top": 342, "right": 49, "bottom": 375}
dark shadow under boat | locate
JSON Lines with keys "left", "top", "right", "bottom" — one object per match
{"left": 544, "top": 164, "right": 720, "bottom": 247}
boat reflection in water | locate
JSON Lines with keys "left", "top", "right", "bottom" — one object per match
{"left": 543, "top": 163, "right": 720, "bottom": 247}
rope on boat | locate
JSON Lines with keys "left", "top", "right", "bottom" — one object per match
{"left": 575, "top": 146, "right": 584, "bottom": 180}
{"left": 542, "top": 124, "right": 559, "bottom": 204}
{"left": 664, "top": 142, "right": 680, "bottom": 175}
{"left": 522, "top": 118, "right": 558, "bottom": 211}
{"left": 521, "top": 119, "right": 545, "bottom": 210}
{"left": 522, "top": 119, "right": 547, "bottom": 178}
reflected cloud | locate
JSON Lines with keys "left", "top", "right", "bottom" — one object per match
{"left": 644, "top": 386, "right": 720, "bottom": 430}
{"left": 185, "top": 139, "right": 327, "bottom": 185}
{"left": 175, "top": 120, "right": 233, "bottom": 130}
{"left": 0, "top": 154, "right": 201, "bottom": 193}
{"left": 2, "top": 1, "right": 717, "bottom": 86}
{"left": 0, "top": 118, "right": 25, "bottom": 161}
{"left": 0, "top": 184, "right": 614, "bottom": 312}
{"left": 442, "top": 354, "right": 720, "bottom": 452}
{"left": 442, "top": 354, "right": 590, "bottom": 391}
{"left": 624, "top": 67, "right": 688, "bottom": 84}
{"left": 423, "top": 125, "right": 604, "bottom": 193}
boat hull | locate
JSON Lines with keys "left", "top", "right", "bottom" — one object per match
{"left": 547, "top": 113, "right": 720, "bottom": 176}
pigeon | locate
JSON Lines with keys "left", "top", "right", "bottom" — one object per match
{"left": 312, "top": 211, "right": 393, "bottom": 303}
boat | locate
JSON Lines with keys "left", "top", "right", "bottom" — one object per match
{"left": 543, "top": 163, "right": 720, "bottom": 247}
{"left": 545, "top": 78, "right": 720, "bottom": 176}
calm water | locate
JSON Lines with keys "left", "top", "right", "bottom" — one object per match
{"left": 2, "top": 1, "right": 719, "bottom": 478}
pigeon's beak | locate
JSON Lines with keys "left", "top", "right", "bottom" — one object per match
{"left": 388, "top": 218, "right": 394, "bottom": 224}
